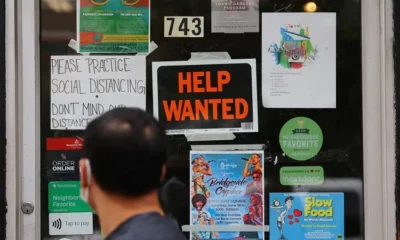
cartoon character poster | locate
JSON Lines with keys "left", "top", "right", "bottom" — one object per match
{"left": 261, "top": 13, "right": 336, "bottom": 109}
{"left": 190, "top": 151, "right": 264, "bottom": 240}
{"left": 269, "top": 192, "right": 344, "bottom": 240}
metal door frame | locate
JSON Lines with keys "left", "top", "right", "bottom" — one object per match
{"left": 4, "top": 0, "right": 397, "bottom": 239}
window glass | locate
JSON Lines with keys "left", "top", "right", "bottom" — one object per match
{"left": 40, "top": 0, "right": 363, "bottom": 239}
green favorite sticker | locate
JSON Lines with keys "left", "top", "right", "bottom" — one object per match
{"left": 279, "top": 117, "right": 323, "bottom": 161}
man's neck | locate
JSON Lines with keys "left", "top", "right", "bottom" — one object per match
{"left": 97, "top": 190, "right": 164, "bottom": 238}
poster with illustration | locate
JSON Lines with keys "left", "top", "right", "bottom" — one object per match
{"left": 190, "top": 151, "right": 264, "bottom": 240}
{"left": 77, "top": 0, "right": 150, "bottom": 53}
{"left": 269, "top": 192, "right": 344, "bottom": 240}
{"left": 262, "top": 13, "right": 336, "bottom": 108}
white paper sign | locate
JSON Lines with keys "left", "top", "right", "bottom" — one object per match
{"left": 50, "top": 56, "right": 146, "bottom": 130}
{"left": 262, "top": 13, "right": 336, "bottom": 108}
{"left": 49, "top": 212, "right": 93, "bottom": 235}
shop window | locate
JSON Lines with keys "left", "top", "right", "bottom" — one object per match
{"left": 40, "top": 0, "right": 363, "bottom": 239}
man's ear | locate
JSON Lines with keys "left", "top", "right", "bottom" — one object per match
{"left": 80, "top": 159, "right": 89, "bottom": 188}
{"left": 160, "top": 164, "right": 167, "bottom": 182}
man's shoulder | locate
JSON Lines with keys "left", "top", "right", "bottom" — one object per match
{"left": 107, "top": 212, "right": 186, "bottom": 240}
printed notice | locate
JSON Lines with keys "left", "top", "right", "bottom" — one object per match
{"left": 269, "top": 192, "right": 344, "bottom": 240}
{"left": 152, "top": 59, "right": 258, "bottom": 135}
{"left": 49, "top": 212, "right": 93, "bottom": 235}
{"left": 190, "top": 151, "right": 264, "bottom": 239}
{"left": 50, "top": 56, "right": 146, "bottom": 130}
{"left": 212, "top": 0, "right": 259, "bottom": 33}
{"left": 262, "top": 13, "right": 336, "bottom": 108}
{"left": 77, "top": 0, "right": 150, "bottom": 53}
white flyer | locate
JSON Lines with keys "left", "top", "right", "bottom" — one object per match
{"left": 50, "top": 56, "right": 146, "bottom": 130}
{"left": 262, "top": 13, "right": 336, "bottom": 108}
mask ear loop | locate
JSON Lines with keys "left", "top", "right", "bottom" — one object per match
{"left": 80, "top": 159, "right": 92, "bottom": 203}
{"left": 85, "top": 159, "right": 92, "bottom": 185}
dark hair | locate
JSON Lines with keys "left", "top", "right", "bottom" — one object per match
{"left": 285, "top": 196, "right": 294, "bottom": 203}
{"left": 82, "top": 107, "right": 167, "bottom": 197}
{"left": 191, "top": 194, "right": 207, "bottom": 208}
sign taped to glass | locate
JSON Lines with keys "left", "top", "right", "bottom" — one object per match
{"left": 152, "top": 59, "right": 258, "bottom": 135}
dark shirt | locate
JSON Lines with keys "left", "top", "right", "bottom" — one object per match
{"left": 105, "top": 212, "right": 186, "bottom": 240}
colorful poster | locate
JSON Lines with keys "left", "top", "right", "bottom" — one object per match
{"left": 262, "top": 13, "right": 336, "bottom": 108}
{"left": 152, "top": 59, "right": 258, "bottom": 135}
{"left": 269, "top": 192, "right": 344, "bottom": 240}
{"left": 211, "top": 0, "right": 259, "bottom": 33}
{"left": 77, "top": 0, "right": 150, "bottom": 53}
{"left": 190, "top": 151, "right": 264, "bottom": 240}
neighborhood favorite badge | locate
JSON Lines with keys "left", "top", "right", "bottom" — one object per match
{"left": 279, "top": 117, "right": 323, "bottom": 161}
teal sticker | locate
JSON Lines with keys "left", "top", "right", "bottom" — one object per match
{"left": 280, "top": 166, "right": 324, "bottom": 185}
{"left": 48, "top": 181, "right": 92, "bottom": 213}
{"left": 279, "top": 117, "right": 323, "bottom": 161}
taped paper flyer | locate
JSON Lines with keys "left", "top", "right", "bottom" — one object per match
{"left": 50, "top": 55, "right": 146, "bottom": 130}
{"left": 211, "top": 0, "right": 259, "bottom": 33}
{"left": 262, "top": 13, "right": 336, "bottom": 108}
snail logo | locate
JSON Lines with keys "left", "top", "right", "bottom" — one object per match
{"left": 90, "top": 0, "right": 109, "bottom": 6}
{"left": 121, "top": 0, "right": 140, "bottom": 6}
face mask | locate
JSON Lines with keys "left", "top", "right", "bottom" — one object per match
{"left": 80, "top": 159, "right": 92, "bottom": 204}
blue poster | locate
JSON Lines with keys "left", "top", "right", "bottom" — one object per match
{"left": 190, "top": 151, "right": 265, "bottom": 240}
{"left": 269, "top": 192, "right": 344, "bottom": 240}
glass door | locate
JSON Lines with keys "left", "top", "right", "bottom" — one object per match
{"left": 10, "top": 0, "right": 395, "bottom": 239}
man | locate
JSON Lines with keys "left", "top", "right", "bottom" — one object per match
{"left": 277, "top": 196, "right": 294, "bottom": 240}
{"left": 79, "top": 108, "right": 186, "bottom": 240}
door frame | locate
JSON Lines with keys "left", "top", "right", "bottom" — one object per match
{"left": 4, "top": 0, "right": 397, "bottom": 239}
{"left": 362, "top": 0, "right": 396, "bottom": 238}
{"left": 6, "top": 0, "right": 41, "bottom": 239}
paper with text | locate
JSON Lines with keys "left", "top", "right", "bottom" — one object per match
{"left": 262, "top": 13, "right": 336, "bottom": 108}
{"left": 50, "top": 56, "right": 146, "bottom": 130}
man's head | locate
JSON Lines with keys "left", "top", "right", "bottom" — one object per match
{"left": 80, "top": 108, "right": 167, "bottom": 210}
{"left": 285, "top": 196, "right": 294, "bottom": 208}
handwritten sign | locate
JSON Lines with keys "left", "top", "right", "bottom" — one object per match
{"left": 152, "top": 59, "right": 258, "bottom": 135}
{"left": 50, "top": 56, "right": 146, "bottom": 130}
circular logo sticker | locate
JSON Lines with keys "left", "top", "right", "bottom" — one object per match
{"left": 279, "top": 117, "right": 323, "bottom": 161}
{"left": 121, "top": 0, "right": 140, "bottom": 6}
{"left": 90, "top": 0, "right": 109, "bottom": 6}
